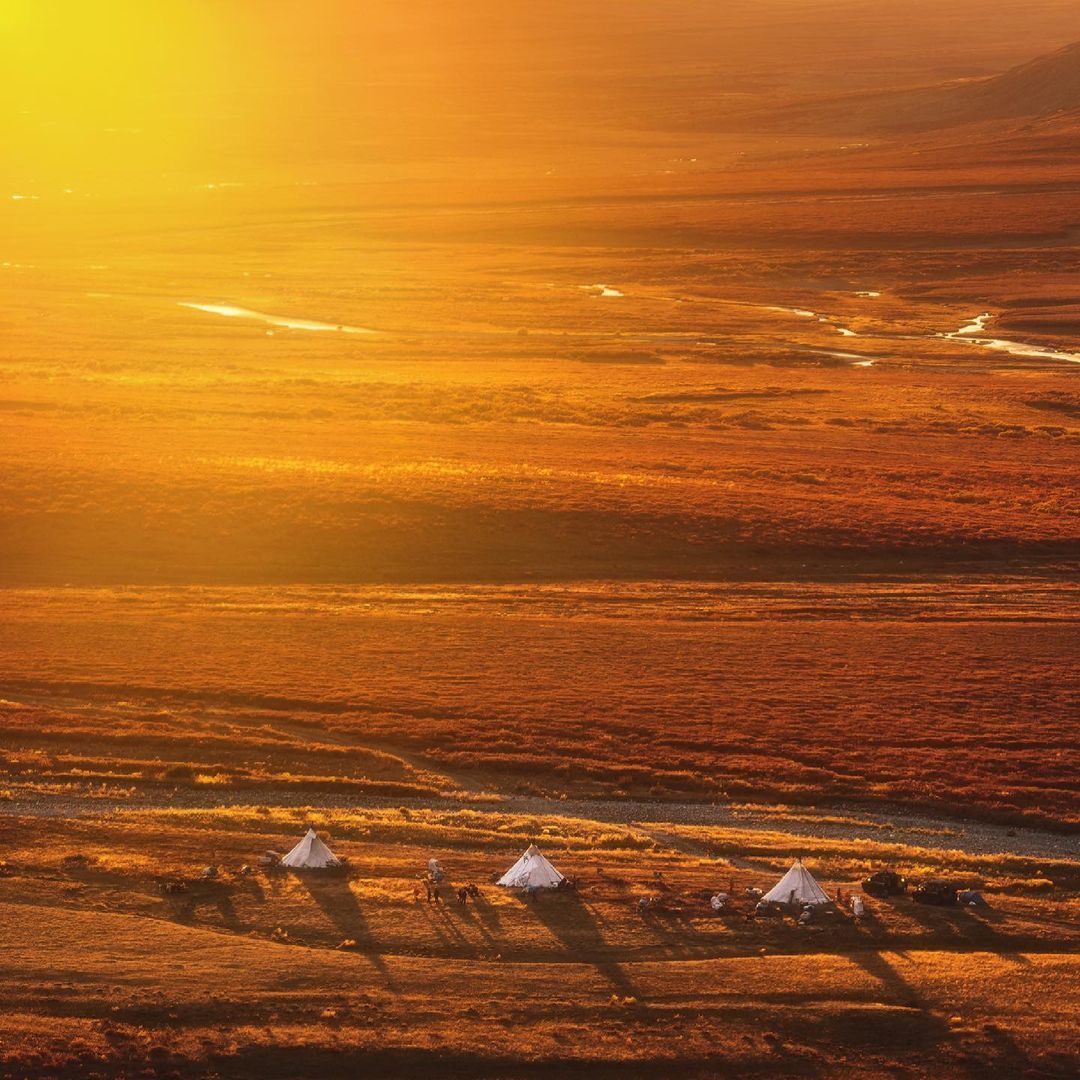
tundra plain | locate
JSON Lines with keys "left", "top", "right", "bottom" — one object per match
{"left": 1, "top": 1, "right": 1079, "bottom": 1076}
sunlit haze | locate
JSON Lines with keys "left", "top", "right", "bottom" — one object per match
{"left": 1, "top": 3, "right": 1078, "bottom": 1075}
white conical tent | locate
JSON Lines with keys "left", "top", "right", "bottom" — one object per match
{"left": 762, "top": 859, "right": 830, "bottom": 905}
{"left": 281, "top": 828, "right": 341, "bottom": 869}
{"left": 497, "top": 844, "right": 565, "bottom": 889}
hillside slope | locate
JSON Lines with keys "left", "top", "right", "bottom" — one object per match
{"left": 762, "top": 41, "right": 1080, "bottom": 133}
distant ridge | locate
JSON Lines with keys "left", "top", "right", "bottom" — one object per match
{"left": 942, "top": 41, "right": 1080, "bottom": 122}
{"left": 764, "top": 41, "right": 1080, "bottom": 133}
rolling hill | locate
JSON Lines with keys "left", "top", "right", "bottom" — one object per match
{"left": 761, "top": 40, "right": 1080, "bottom": 133}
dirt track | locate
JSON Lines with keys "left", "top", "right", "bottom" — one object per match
{"left": 2, "top": 785, "right": 1073, "bottom": 861}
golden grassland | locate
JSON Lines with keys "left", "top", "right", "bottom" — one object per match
{"left": 1, "top": 589, "right": 1076, "bottom": 827}
{"left": 4, "top": 3, "right": 1080, "bottom": 1075}
{"left": 3, "top": 11, "right": 1080, "bottom": 591}
{"left": 3, "top": 134, "right": 1080, "bottom": 586}
{"left": 0, "top": 806, "right": 1077, "bottom": 1078}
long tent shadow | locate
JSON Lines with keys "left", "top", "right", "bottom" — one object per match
{"left": 841, "top": 947, "right": 954, "bottom": 1060}
{"left": 526, "top": 891, "right": 640, "bottom": 999}
{"left": 982, "top": 1021, "right": 1064, "bottom": 1075}
{"left": 850, "top": 916, "right": 1064, "bottom": 1074}
{"left": 849, "top": 947, "right": 922, "bottom": 1010}
{"left": 297, "top": 874, "right": 397, "bottom": 991}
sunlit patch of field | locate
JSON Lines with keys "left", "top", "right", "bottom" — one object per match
{"left": 0, "top": 805, "right": 1076, "bottom": 1077}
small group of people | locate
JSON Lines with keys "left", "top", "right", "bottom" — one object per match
{"left": 415, "top": 879, "right": 442, "bottom": 903}
{"left": 413, "top": 857, "right": 481, "bottom": 906}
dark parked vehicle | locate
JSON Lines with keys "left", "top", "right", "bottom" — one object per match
{"left": 862, "top": 870, "right": 907, "bottom": 898}
{"left": 912, "top": 879, "right": 958, "bottom": 906}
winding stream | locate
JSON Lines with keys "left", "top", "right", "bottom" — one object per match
{"left": 174, "top": 295, "right": 1080, "bottom": 368}
{"left": 945, "top": 312, "right": 1080, "bottom": 364}
{"left": 179, "top": 302, "right": 377, "bottom": 335}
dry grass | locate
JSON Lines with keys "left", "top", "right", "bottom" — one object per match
{"left": 0, "top": 805, "right": 1076, "bottom": 1078}
{"left": 1, "top": 595, "right": 1076, "bottom": 827}
{"left": 3, "top": 1, "right": 1080, "bottom": 1073}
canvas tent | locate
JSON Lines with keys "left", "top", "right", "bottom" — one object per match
{"left": 281, "top": 827, "right": 341, "bottom": 869}
{"left": 497, "top": 844, "right": 565, "bottom": 889}
{"left": 762, "top": 859, "right": 830, "bottom": 905}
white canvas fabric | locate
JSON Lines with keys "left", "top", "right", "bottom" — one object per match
{"left": 762, "top": 860, "right": 830, "bottom": 905}
{"left": 497, "top": 844, "right": 565, "bottom": 889}
{"left": 281, "top": 828, "right": 341, "bottom": 869}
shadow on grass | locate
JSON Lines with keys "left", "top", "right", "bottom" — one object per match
{"left": 838, "top": 946, "right": 956, "bottom": 1064}
{"left": 213, "top": 891, "right": 242, "bottom": 932}
{"left": 236, "top": 876, "right": 266, "bottom": 903}
{"left": 296, "top": 874, "right": 397, "bottom": 991}
{"left": 883, "top": 895, "right": 1038, "bottom": 966}
{"left": 981, "top": 1021, "right": 1076, "bottom": 1077}
{"left": 416, "top": 892, "right": 479, "bottom": 954}
{"left": 424, "top": 878, "right": 500, "bottom": 954}
{"left": 525, "top": 890, "right": 640, "bottom": 999}
{"left": 467, "top": 886, "right": 503, "bottom": 934}
{"left": 848, "top": 948, "right": 923, "bottom": 1010}
{"left": 638, "top": 903, "right": 698, "bottom": 945}
{"left": 164, "top": 881, "right": 241, "bottom": 931}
